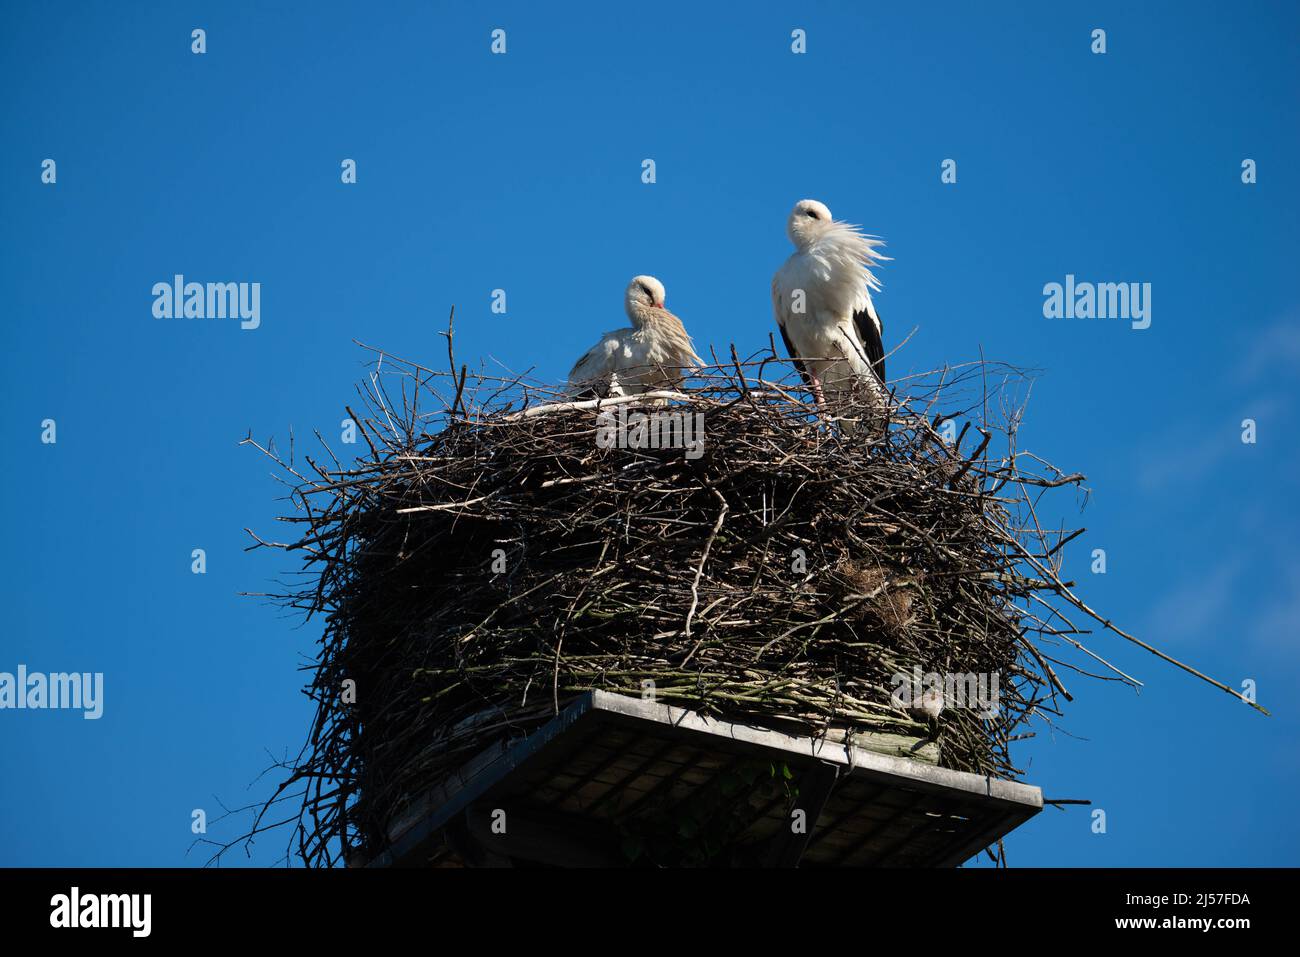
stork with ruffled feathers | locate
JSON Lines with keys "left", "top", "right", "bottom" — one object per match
{"left": 771, "top": 199, "right": 890, "bottom": 426}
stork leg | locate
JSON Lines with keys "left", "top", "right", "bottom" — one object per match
{"left": 809, "top": 374, "right": 826, "bottom": 411}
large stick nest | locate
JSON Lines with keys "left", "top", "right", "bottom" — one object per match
{"left": 237, "top": 332, "right": 1250, "bottom": 868}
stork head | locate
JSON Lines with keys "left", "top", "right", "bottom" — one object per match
{"left": 625, "top": 275, "right": 666, "bottom": 315}
{"left": 786, "top": 199, "right": 834, "bottom": 248}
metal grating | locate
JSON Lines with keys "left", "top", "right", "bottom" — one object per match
{"left": 367, "top": 691, "right": 1041, "bottom": 868}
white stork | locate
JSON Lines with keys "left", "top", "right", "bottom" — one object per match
{"left": 568, "top": 275, "right": 702, "bottom": 399}
{"left": 771, "top": 199, "right": 890, "bottom": 424}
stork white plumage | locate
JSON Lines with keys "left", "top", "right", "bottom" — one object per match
{"left": 771, "top": 199, "right": 890, "bottom": 425}
{"left": 568, "top": 275, "right": 702, "bottom": 399}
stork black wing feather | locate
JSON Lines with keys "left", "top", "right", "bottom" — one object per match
{"left": 778, "top": 323, "right": 813, "bottom": 390}
{"left": 853, "top": 307, "right": 886, "bottom": 385}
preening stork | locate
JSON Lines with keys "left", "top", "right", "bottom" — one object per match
{"left": 771, "top": 199, "right": 890, "bottom": 424}
{"left": 568, "top": 275, "right": 702, "bottom": 399}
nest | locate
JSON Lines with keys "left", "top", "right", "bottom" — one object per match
{"left": 237, "top": 329, "right": 1258, "bottom": 868}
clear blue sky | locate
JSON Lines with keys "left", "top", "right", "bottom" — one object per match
{"left": 1, "top": 1, "right": 1296, "bottom": 867}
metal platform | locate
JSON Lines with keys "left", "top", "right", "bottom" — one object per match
{"left": 367, "top": 690, "right": 1042, "bottom": 867}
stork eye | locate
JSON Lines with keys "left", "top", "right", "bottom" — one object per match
{"left": 805, "top": 209, "right": 819, "bottom": 219}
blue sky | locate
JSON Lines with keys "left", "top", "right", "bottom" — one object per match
{"left": 1, "top": 1, "right": 1297, "bottom": 866}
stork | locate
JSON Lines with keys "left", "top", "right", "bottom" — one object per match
{"left": 568, "top": 275, "right": 701, "bottom": 400}
{"left": 771, "top": 199, "right": 890, "bottom": 428}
